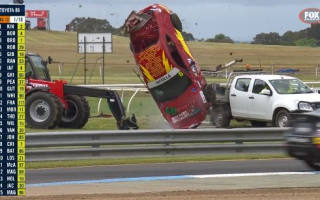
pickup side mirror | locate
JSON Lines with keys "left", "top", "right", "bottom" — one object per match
{"left": 261, "top": 89, "right": 272, "bottom": 96}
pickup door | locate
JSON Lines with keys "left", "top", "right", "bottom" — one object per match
{"left": 229, "top": 78, "right": 252, "bottom": 118}
{"left": 230, "top": 78, "right": 273, "bottom": 120}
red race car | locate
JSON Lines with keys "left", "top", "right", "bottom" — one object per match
{"left": 124, "top": 4, "right": 209, "bottom": 128}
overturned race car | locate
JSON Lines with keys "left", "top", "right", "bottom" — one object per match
{"left": 123, "top": 4, "right": 210, "bottom": 129}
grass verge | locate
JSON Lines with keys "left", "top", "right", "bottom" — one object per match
{"left": 27, "top": 154, "right": 287, "bottom": 169}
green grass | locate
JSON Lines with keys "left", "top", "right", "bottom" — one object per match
{"left": 26, "top": 93, "right": 166, "bottom": 132}
{"left": 26, "top": 30, "right": 320, "bottom": 85}
{"left": 24, "top": 31, "right": 304, "bottom": 168}
{"left": 27, "top": 154, "right": 287, "bottom": 169}
{"left": 25, "top": 30, "right": 320, "bottom": 132}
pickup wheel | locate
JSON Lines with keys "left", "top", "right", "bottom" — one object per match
{"left": 305, "top": 159, "right": 320, "bottom": 170}
{"left": 250, "top": 121, "right": 267, "bottom": 127}
{"left": 26, "top": 92, "right": 63, "bottom": 129}
{"left": 211, "top": 105, "right": 231, "bottom": 128}
{"left": 59, "top": 95, "right": 90, "bottom": 129}
{"left": 274, "top": 109, "right": 291, "bottom": 127}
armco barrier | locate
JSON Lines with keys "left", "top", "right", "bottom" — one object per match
{"left": 26, "top": 128, "right": 290, "bottom": 161}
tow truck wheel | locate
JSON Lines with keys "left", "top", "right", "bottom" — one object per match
{"left": 274, "top": 109, "right": 291, "bottom": 127}
{"left": 211, "top": 105, "right": 231, "bottom": 128}
{"left": 59, "top": 95, "right": 90, "bottom": 129}
{"left": 170, "top": 13, "right": 182, "bottom": 32}
{"left": 305, "top": 160, "right": 320, "bottom": 170}
{"left": 26, "top": 92, "right": 63, "bottom": 129}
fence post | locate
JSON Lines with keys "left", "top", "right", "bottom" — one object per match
{"left": 316, "top": 64, "right": 319, "bottom": 81}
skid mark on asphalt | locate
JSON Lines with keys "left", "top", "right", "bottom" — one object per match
{"left": 27, "top": 171, "right": 319, "bottom": 187}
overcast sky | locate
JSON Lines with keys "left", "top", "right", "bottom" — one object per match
{"left": 3, "top": 0, "right": 319, "bottom": 41}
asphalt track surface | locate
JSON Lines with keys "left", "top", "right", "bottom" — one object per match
{"left": 27, "top": 158, "right": 313, "bottom": 185}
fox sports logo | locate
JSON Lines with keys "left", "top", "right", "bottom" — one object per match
{"left": 299, "top": 8, "right": 320, "bottom": 24}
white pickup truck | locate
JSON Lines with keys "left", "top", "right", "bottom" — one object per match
{"left": 210, "top": 74, "right": 320, "bottom": 128}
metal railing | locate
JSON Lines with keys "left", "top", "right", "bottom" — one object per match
{"left": 26, "top": 128, "right": 289, "bottom": 162}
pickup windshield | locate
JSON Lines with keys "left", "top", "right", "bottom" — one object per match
{"left": 150, "top": 73, "right": 191, "bottom": 102}
{"left": 269, "top": 79, "right": 313, "bottom": 94}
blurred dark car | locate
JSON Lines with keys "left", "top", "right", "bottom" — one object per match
{"left": 285, "top": 110, "right": 320, "bottom": 170}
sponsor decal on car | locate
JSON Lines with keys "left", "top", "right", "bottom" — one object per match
{"left": 199, "top": 91, "right": 207, "bottom": 103}
{"left": 175, "top": 30, "right": 194, "bottom": 59}
{"left": 138, "top": 44, "right": 164, "bottom": 82}
{"left": 148, "top": 67, "right": 179, "bottom": 88}
{"left": 172, "top": 111, "right": 189, "bottom": 123}
{"left": 138, "top": 45, "right": 175, "bottom": 84}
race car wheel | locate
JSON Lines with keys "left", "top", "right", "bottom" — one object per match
{"left": 170, "top": 13, "right": 182, "bottom": 32}
{"left": 250, "top": 120, "right": 267, "bottom": 127}
{"left": 26, "top": 91, "right": 63, "bottom": 129}
{"left": 211, "top": 105, "right": 231, "bottom": 128}
{"left": 305, "top": 159, "right": 320, "bottom": 170}
{"left": 59, "top": 95, "right": 90, "bottom": 129}
{"left": 274, "top": 109, "right": 291, "bottom": 127}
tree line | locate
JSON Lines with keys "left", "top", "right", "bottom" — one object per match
{"left": 252, "top": 24, "right": 320, "bottom": 46}
{"left": 67, "top": 17, "right": 194, "bottom": 41}
{"left": 67, "top": 17, "right": 320, "bottom": 46}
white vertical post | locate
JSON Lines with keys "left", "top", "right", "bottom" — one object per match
{"left": 316, "top": 64, "right": 319, "bottom": 81}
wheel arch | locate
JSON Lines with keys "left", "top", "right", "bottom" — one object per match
{"left": 26, "top": 87, "right": 49, "bottom": 98}
{"left": 272, "top": 107, "right": 289, "bottom": 124}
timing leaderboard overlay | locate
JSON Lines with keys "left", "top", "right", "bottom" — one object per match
{"left": 0, "top": 4, "right": 26, "bottom": 196}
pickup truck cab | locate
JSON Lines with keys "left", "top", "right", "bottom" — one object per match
{"left": 211, "top": 74, "right": 319, "bottom": 128}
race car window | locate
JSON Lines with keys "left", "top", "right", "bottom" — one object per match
{"left": 150, "top": 72, "right": 191, "bottom": 102}
{"left": 166, "top": 35, "right": 187, "bottom": 70}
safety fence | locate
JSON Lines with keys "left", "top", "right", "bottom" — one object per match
{"left": 26, "top": 128, "right": 290, "bottom": 162}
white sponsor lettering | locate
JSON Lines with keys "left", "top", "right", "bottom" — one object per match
{"left": 29, "top": 83, "right": 48, "bottom": 88}
{"left": 305, "top": 11, "right": 320, "bottom": 20}
{"left": 148, "top": 68, "right": 180, "bottom": 88}
{"left": 199, "top": 91, "right": 207, "bottom": 103}
{"left": 172, "top": 111, "right": 189, "bottom": 124}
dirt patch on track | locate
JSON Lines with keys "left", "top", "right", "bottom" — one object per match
{"left": 3, "top": 188, "right": 320, "bottom": 200}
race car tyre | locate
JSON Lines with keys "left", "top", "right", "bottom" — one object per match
{"left": 59, "top": 95, "right": 90, "bottom": 129}
{"left": 211, "top": 105, "right": 231, "bottom": 128}
{"left": 274, "top": 109, "right": 291, "bottom": 127}
{"left": 26, "top": 91, "right": 63, "bottom": 129}
{"left": 170, "top": 13, "right": 182, "bottom": 32}
{"left": 305, "top": 159, "right": 320, "bottom": 170}
{"left": 250, "top": 120, "right": 267, "bottom": 127}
